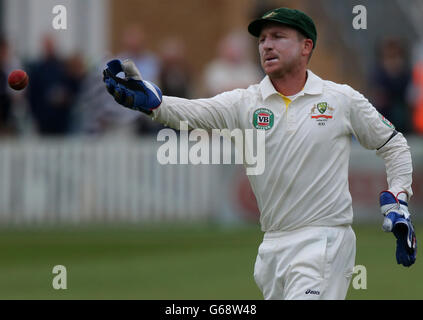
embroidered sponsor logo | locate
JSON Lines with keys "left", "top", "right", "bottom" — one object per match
{"left": 379, "top": 113, "right": 395, "bottom": 129}
{"left": 305, "top": 289, "right": 320, "bottom": 295}
{"left": 253, "top": 108, "right": 274, "bottom": 130}
{"left": 310, "top": 102, "right": 334, "bottom": 126}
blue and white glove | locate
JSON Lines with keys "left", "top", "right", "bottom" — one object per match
{"left": 380, "top": 191, "right": 417, "bottom": 267}
{"left": 103, "top": 59, "right": 162, "bottom": 114}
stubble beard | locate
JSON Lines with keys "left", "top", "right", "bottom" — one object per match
{"left": 263, "top": 52, "right": 303, "bottom": 81}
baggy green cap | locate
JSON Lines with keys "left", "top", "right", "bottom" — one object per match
{"left": 248, "top": 7, "right": 317, "bottom": 48}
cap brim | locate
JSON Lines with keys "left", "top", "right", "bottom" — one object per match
{"left": 248, "top": 18, "right": 290, "bottom": 37}
{"left": 248, "top": 19, "right": 268, "bottom": 37}
{"left": 247, "top": 18, "right": 316, "bottom": 48}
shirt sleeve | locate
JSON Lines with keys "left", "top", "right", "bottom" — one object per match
{"left": 346, "top": 87, "right": 413, "bottom": 199}
{"left": 150, "top": 89, "right": 243, "bottom": 131}
{"left": 347, "top": 87, "right": 394, "bottom": 150}
{"left": 376, "top": 132, "right": 413, "bottom": 198}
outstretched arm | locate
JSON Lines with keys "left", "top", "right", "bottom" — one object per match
{"left": 103, "top": 59, "right": 241, "bottom": 131}
{"left": 151, "top": 93, "right": 241, "bottom": 131}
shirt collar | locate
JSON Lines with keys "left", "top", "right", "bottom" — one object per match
{"left": 259, "top": 69, "right": 323, "bottom": 101}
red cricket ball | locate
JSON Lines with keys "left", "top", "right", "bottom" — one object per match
{"left": 8, "top": 69, "right": 29, "bottom": 91}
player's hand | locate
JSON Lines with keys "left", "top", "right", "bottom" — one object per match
{"left": 380, "top": 191, "right": 417, "bottom": 267}
{"left": 102, "top": 59, "right": 162, "bottom": 114}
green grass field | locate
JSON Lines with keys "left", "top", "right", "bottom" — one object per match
{"left": 0, "top": 223, "right": 421, "bottom": 300}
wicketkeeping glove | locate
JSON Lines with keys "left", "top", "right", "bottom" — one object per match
{"left": 103, "top": 59, "right": 162, "bottom": 114}
{"left": 380, "top": 191, "right": 417, "bottom": 267}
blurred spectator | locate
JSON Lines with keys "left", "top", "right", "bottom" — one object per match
{"left": 65, "top": 52, "right": 87, "bottom": 133}
{"left": 158, "top": 37, "right": 192, "bottom": 98}
{"left": 75, "top": 60, "right": 141, "bottom": 135}
{"left": 203, "top": 31, "right": 261, "bottom": 97}
{"left": 0, "top": 36, "right": 13, "bottom": 134}
{"left": 411, "top": 42, "right": 423, "bottom": 135}
{"left": 77, "top": 23, "right": 163, "bottom": 136}
{"left": 117, "top": 23, "right": 164, "bottom": 135}
{"left": 27, "top": 35, "right": 82, "bottom": 135}
{"left": 66, "top": 53, "right": 87, "bottom": 96}
{"left": 370, "top": 38, "right": 413, "bottom": 134}
{"left": 0, "top": 36, "right": 22, "bottom": 136}
{"left": 118, "top": 23, "right": 160, "bottom": 84}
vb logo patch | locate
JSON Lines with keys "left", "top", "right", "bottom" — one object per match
{"left": 379, "top": 113, "right": 395, "bottom": 129}
{"left": 310, "top": 102, "right": 334, "bottom": 126}
{"left": 253, "top": 108, "right": 274, "bottom": 130}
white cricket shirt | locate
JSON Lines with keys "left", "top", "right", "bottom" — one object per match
{"left": 152, "top": 70, "right": 413, "bottom": 232}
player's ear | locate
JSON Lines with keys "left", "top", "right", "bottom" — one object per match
{"left": 302, "top": 39, "right": 313, "bottom": 57}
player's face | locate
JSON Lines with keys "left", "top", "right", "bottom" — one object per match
{"left": 258, "top": 23, "right": 307, "bottom": 78}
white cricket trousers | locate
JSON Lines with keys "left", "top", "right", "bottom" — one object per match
{"left": 254, "top": 225, "right": 356, "bottom": 300}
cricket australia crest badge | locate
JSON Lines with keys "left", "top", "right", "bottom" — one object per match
{"left": 310, "top": 102, "right": 334, "bottom": 126}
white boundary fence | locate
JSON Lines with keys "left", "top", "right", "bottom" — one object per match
{"left": 0, "top": 136, "right": 421, "bottom": 226}
{"left": 0, "top": 137, "right": 218, "bottom": 225}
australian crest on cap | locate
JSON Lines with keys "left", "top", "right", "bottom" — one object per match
{"left": 263, "top": 11, "right": 278, "bottom": 19}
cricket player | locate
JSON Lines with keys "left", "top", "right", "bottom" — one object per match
{"left": 102, "top": 8, "right": 417, "bottom": 299}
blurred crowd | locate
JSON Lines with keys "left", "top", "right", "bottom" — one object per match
{"left": 1, "top": 25, "right": 423, "bottom": 138}
{"left": 368, "top": 37, "right": 422, "bottom": 135}
{"left": 0, "top": 25, "right": 261, "bottom": 138}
